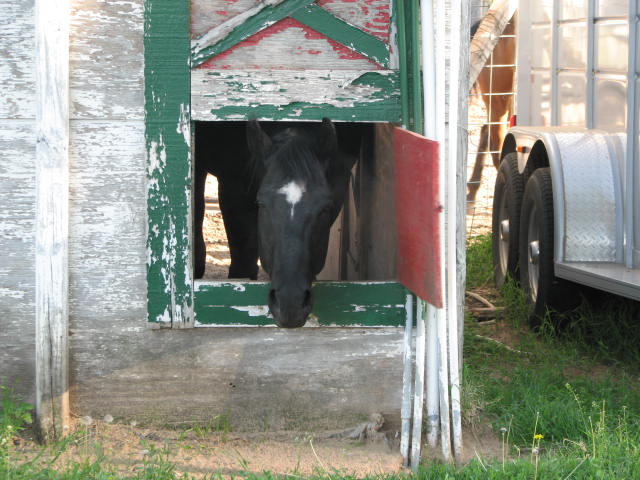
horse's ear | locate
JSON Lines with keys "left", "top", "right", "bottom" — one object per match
{"left": 318, "top": 118, "right": 338, "bottom": 158}
{"left": 247, "top": 120, "right": 272, "bottom": 160}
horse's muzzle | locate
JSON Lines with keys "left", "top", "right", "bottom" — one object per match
{"left": 269, "top": 287, "right": 313, "bottom": 328}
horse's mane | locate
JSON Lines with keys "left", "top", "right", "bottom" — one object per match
{"left": 269, "top": 129, "right": 326, "bottom": 182}
{"left": 246, "top": 127, "right": 326, "bottom": 191}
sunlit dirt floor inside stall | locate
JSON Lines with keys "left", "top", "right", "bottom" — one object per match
{"left": 201, "top": 174, "right": 269, "bottom": 280}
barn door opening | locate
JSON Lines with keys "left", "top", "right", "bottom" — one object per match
{"left": 192, "top": 120, "right": 410, "bottom": 326}
{"left": 145, "top": 0, "right": 424, "bottom": 327}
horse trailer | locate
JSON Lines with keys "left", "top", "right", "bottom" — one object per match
{"left": 494, "top": 0, "right": 640, "bottom": 319}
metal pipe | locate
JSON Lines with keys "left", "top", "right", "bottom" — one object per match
{"left": 435, "top": 0, "right": 452, "bottom": 462}
{"left": 437, "top": 307, "right": 452, "bottom": 460}
{"left": 446, "top": 0, "right": 465, "bottom": 461}
{"left": 586, "top": 0, "right": 595, "bottom": 129}
{"left": 410, "top": 299, "right": 426, "bottom": 471}
{"left": 625, "top": 0, "right": 638, "bottom": 268}
{"left": 400, "top": 293, "right": 414, "bottom": 466}
{"left": 422, "top": 0, "right": 437, "bottom": 139}
{"left": 421, "top": 0, "right": 440, "bottom": 451}
{"left": 425, "top": 303, "right": 440, "bottom": 446}
{"left": 551, "top": 0, "right": 560, "bottom": 125}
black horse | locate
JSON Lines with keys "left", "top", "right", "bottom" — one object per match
{"left": 194, "top": 119, "right": 358, "bottom": 328}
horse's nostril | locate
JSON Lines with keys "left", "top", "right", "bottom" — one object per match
{"left": 302, "top": 289, "right": 312, "bottom": 308}
{"left": 269, "top": 288, "right": 278, "bottom": 307}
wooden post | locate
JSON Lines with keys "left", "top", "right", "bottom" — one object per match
{"left": 34, "top": 0, "right": 70, "bottom": 441}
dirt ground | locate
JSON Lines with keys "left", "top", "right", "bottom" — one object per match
{"left": 13, "top": 419, "right": 503, "bottom": 477}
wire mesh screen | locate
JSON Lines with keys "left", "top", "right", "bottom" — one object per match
{"left": 466, "top": 3, "right": 516, "bottom": 237}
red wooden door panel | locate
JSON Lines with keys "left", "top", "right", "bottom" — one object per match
{"left": 394, "top": 127, "right": 442, "bottom": 307}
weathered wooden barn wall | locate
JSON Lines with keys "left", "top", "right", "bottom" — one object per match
{"left": 0, "top": 0, "right": 406, "bottom": 429}
{"left": 0, "top": 0, "right": 36, "bottom": 403}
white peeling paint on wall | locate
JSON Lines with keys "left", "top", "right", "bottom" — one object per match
{"left": 192, "top": 69, "right": 397, "bottom": 120}
{"left": 69, "top": 0, "right": 144, "bottom": 120}
{"left": 0, "top": 0, "right": 35, "bottom": 119}
{"left": 0, "top": 0, "right": 37, "bottom": 396}
{"left": 67, "top": 121, "right": 147, "bottom": 327}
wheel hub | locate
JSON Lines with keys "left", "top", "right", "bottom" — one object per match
{"left": 500, "top": 219, "right": 510, "bottom": 242}
{"left": 529, "top": 240, "right": 540, "bottom": 265}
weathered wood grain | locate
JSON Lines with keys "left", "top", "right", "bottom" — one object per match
{"left": 69, "top": 0, "right": 144, "bottom": 119}
{"left": 362, "top": 124, "right": 397, "bottom": 279}
{"left": 191, "top": 69, "right": 401, "bottom": 121}
{"left": 68, "top": 121, "right": 147, "bottom": 324}
{"left": 195, "top": 21, "right": 380, "bottom": 70}
{"left": 319, "top": 0, "right": 391, "bottom": 42}
{"left": 0, "top": 121, "right": 36, "bottom": 404}
{"left": 35, "top": 0, "right": 71, "bottom": 440}
{"left": 70, "top": 327, "right": 405, "bottom": 431}
{"left": 190, "top": 0, "right": 258, "bottom": 39}
{"left": 0, "top": 0, "right": 35, "bottom": 119}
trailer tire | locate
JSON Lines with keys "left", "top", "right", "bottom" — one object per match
{"left": 492, "top": 153, "right": 523, "bottom": 288}
{"left": 519, "top": 168, "right": 580, "bottom": 327}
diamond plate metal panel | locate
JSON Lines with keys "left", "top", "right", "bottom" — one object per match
{"left": 556, "top": 132, "right": 620, "bottom": 261}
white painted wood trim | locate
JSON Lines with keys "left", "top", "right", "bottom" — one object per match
{"left": 35, "top": 0, "right": 70, "bottom": 441}
{"left": 191, "top": 0, "right": 285, "bottom": 55}
{"left": 468, "top": 0, "right": 517, "bottom": 88}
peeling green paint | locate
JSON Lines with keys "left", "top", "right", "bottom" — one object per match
{"left": 195, "top": 282, "right": 407, "bottom": 326}
{"left": 145, "top": 0, "right": 193, "bottom": 327}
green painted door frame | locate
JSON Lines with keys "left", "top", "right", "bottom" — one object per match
{"left": 144, "top": 0, "right": 423, "bottom": 327}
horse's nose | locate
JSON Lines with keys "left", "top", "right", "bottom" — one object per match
{"left": 269, "top": 287, "right": 313, "bottom": 328}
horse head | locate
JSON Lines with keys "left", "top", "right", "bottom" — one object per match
{"left": 247, "top": 118, "right": 355, "bottom": 328}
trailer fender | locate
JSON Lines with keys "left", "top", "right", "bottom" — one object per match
{"left": 507, "top": 127, "right": 624, "bottom": 264}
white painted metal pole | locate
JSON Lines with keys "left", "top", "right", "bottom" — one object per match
{"left": 437, "top": 307, "right": 452, "bottom": 460}
{"left": 425, "top": 303, "right": 440, "bottom": 446}
{"left": 410, "top": 299, "right": 426, "bottom": 470}
{"left": 35, "top": 0, "right": 70, "bottom": 441}
{"left": 625, "top": 0, "right": 638, "bottom": 269}
{"left": 400, "top": 294, "right": 414, "bottom": 466}
{"left": 422, "top": 0, "right": 437, "bottom": 140}
{"left": 421, "top": 0, "right": 441, "bottom": 451}
{"left": 447, "top": 0, "right": 466, "bottom": 462}
{"left": 435, "top": 0, "right": 452, "bottom": 462}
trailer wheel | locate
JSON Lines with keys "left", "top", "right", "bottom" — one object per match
{"left": 492, "top": 153, "right": 523, "bottom": 288}
{"left": 519, "top": 168, "right": 560, "bottom": 326}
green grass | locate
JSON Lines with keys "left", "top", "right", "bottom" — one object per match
{"left": 2, "top": 234, "right": 639, "bottom": 478}
{"left": 465, "top": 234, "right": 494, "bottom": 289}
{"left": 462, "top": 233, "right": 640, "bottom": 479}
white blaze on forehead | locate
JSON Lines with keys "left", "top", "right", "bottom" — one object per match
{"left": 278, "top": 181, "right": 306, "bottom": 218}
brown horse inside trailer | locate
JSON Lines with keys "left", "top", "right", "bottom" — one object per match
{"left": 467, "top": 17, "right": 516, "bottom": 202}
